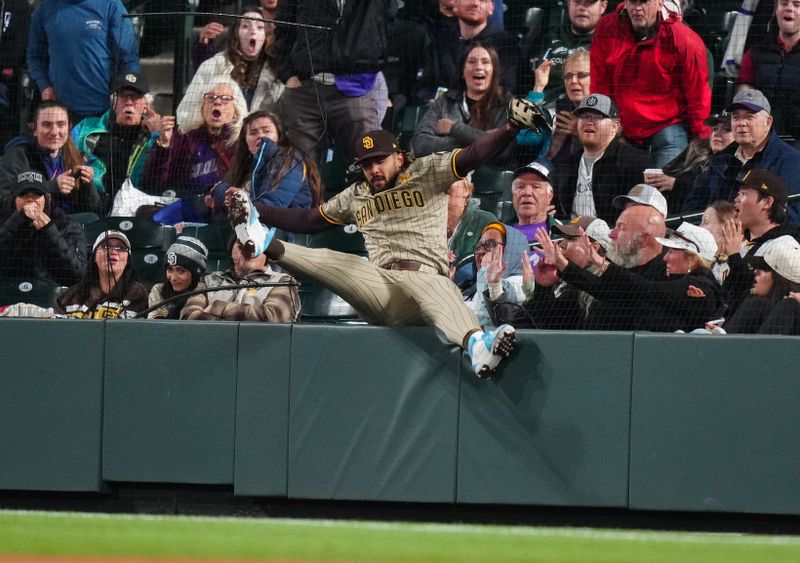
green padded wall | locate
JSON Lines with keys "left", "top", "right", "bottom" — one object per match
{"left": 233, "top": 323, "right": 293, "bottom": 496}
{"left": 0, "top": 319, "right": 105, "bottom": 491}
{"left": 288, "top": 325, "right": 460, "bottom": 502}
{"left": 629, "top": 334, "right": 800, "bottom": 515}
{"left": 458, "top": 331, "right": 632, "bottom": 507}
{"left": 102, "top": 320, "right": 239, "bottom": 484}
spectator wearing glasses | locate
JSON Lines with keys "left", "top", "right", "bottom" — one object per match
{"left": 551, "top": 93, "right": 649, "bottom": 224}
{"left": 55, "top": 230, "right": 148, "bottom": 318}
{"left": 71, "top": 72, "right": 164, "bottom": 209}
{"left": 144, "top": 78, "right": 245, "bottom": 199}
{"left": 543, "top": 48, "right": 592, "bottom": 161}
{"left": 591, "top": 0, "right": 711, "bottom": 167}
{"left": 527, "top": 0, "right": 607, "bottom": 104}
{"left": 207, "top": 110, "right": 323, "bottom": 219}
{"left": 461, "top": 221, "right": 528, "bottom": 327}
{"left": 177, "top": 6, "right": 284, "bottom": 129}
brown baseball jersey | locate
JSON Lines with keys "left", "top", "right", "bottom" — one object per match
{"left": 318, "top": 151, "right": 463, "bottom": 276}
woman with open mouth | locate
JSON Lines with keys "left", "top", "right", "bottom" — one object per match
{"left": 411, "top": 43, "right": 514, "bottom": 167}
{"left": 176, "top": 6, "right": 284, "bottom": 130}
{"left": 206, "top": 110, "right": 323, "bottom": 218}
{"left": 143, "top": 77, "right": 246, "bottom": 200}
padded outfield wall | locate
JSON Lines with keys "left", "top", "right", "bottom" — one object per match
{"left": 1, "top": 319, "right": 798, "bottom": 516}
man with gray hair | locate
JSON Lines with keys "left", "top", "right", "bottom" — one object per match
{"left": 682, "top": 89, "right": 800, "bottom": 223}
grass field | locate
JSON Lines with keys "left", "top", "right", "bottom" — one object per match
{"left": 1, "top": 509, "right": 800, "bottom": 562}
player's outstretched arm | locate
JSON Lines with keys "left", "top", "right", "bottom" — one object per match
{"left": 453, "top": 124, "right": 518, "bottom": 177}
{"left": 253, "top": 204, "right": 333, "bottom": 234}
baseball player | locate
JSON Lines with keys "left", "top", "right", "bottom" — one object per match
{"left": 226, "top": 98, "right": 549, "bottom": 379}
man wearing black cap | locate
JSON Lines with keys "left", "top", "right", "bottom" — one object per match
{"left": 716, "top": 169, "right": 800, "bottom": 317}
{"left": 550, "top": 93, "right": 649, "bottom": 223}
{"left": 225, "top": 111, "right": 543, "bottom": 379}
{"left": 72, "top": 71, "right": 167, "bottom": 209}
{"left": 0, "top": 171, "right": 87, "bottom": 286}
{"left": 682, "top": 88, "right": 800, "bottom": 222}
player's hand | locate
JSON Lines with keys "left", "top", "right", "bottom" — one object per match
{"left": 436, "top": 118, "right": 455, "bottom": 135}
{"left": 533, "top": 59, "right": 556, "bottom": 93}
{"left": 55, "top": 171, "right": 78, "bottom": 194}
{"left": 554, "top": 111, "right": 577, "bottom": 136}
{"left": 199, "top": 22, "right": 225, "bottom": 44}
{"left": 286, "top": 76, "right": 302, "bottom": 88}
{"left": 486, "top": 245, "right": 507, "bottom": 284}
{"left": 223, "top": 186, "right": 245, "bottom": 208}
{"left": 42, "top": 86, "right": 57, "bottom": 101}
{"left": 507, "top": 97, "right": 552, "bottom": 134}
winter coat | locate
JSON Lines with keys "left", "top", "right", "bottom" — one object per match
{"left": 591, "top": 4, "right": 710, "bottom": 142}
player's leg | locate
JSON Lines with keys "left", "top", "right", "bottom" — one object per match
{"left": 403, "top": 272, "right": 516, "bottom": 379}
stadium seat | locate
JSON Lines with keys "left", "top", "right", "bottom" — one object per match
{"left": 297, "top": 284, "right": 360, "bottom": 322}
{"left": 295, "top": 226, "right": 367, "bottom": 255}
{"left": 0, "top": 277, "right": 64, "bottom": 308}
{"left": 472, "top": 166, "right": 514, "bottom": 218}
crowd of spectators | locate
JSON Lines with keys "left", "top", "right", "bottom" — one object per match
{"left": 1, "top": 0, "right": 800, "bottom": 336}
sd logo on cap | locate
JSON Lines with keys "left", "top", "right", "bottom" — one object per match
{"left": 353, "top": 129, "right": 399, "bottom": 164}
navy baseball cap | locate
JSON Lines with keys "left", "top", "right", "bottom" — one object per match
{"left": 513, "top": 158, "right": 553, "bottom": 181}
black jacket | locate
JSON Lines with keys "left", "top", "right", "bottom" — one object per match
{"left": 0, "top": 138, "right": 103, "bottom": 214}
{"left": 274, "top": 0, "right": 389, "bottom": 81}
{"left": 0, "top": 198, "right": 87, "bottom": 286}
{"left": 551, "top": 138, "right": 651, "bottom": 225}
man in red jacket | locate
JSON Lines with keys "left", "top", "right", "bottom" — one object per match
{"left": 590, "top": 0, "right": 710, "bottom": 168}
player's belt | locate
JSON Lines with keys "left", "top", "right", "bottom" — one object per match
{"left": 383, "top": 260, "right": 425, "bottom": 272}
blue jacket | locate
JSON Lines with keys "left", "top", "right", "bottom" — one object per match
{"left": 27, "top": 0, "right": 140, "bottom": 116}
{"left": 211, "top": 138, "right": 313, "bottom": 209}
{"left": 682, "top": 129, "right": 800, "bottom": 224}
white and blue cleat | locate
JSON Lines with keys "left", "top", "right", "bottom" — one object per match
{"left": 228, "top": 190, "right": 275, "bottom": 258}
{"left": 467, "top": 324, "right": 516, "bottom": 379}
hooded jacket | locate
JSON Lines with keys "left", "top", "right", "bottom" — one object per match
{"left": 591, "top": 3, "right": 710, "bottom": 142}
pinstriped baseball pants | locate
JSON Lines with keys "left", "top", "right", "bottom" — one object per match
{"left": 276, "top": 242, "right": 481, "bottom": 347}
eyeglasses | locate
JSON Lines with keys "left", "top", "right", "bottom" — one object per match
{"left": 99, "top": 242, "right": 128, "bottom": 253}
{"left": 474, "top": 240, "right": 503, "bottom": 253}
{"left": 576, "top": 113, "right": 608, "bottom": 123}
{"left": 204, "top": 94, "right": 234, "bottom": 104}
{"left": 116, "top": 92, "right": 143, "bottom": 101}
{"left": 563, "top": 72, "right": 590, "bottom": 82}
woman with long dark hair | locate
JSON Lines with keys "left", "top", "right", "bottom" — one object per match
{"left": 176, "top": 6, "right": 284, "bottom": 127}
{"left": 147, "top": 236, "right": 209, "bottom": 319}
{"left": 55, "top": 230, "right": 148, "bottom": 318}
{"left": 411, "top": 43, "right": 512, "bottom": 165}
{"left": 207, "top": 110, "right": 322, "bottom": 214}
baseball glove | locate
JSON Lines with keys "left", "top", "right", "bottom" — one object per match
{"left": 507, "top": 97, "right": 553, "bottom": 135}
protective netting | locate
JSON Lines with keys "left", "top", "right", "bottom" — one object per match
{"left": 1, "top": 0, "right": 800, "bottom": 334}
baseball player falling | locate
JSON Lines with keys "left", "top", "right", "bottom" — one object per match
{"left": 225, "top": 98, "right": 550, "bottom": 379}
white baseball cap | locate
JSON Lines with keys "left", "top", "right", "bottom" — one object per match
{"left": 655, "top": 222, "right": 718, "bottom": 262}
{"left": 553, "top": 215, "right": 612, "bottom": 251}
{"left": 749, "top": 235, "right": 800, "bottom": 283}
{"left": 612, "top": 184, "right": 668, "bottom": 218}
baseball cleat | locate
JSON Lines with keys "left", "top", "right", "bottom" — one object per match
{"left": 228, "top": 190, "right": 274, "bottom": 258}
{"left": 467, "top": 324, "right": 516, "bottom": 379}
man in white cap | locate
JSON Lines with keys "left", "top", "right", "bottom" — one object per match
{"left": 682, "top": 88, "right": 800, "bottom": 223}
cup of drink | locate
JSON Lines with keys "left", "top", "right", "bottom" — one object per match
{"left": 643, "top": 168, "right": 663, "bottom": 184}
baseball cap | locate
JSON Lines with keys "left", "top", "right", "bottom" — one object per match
{"left": 747, "top": 235, "right": 800, "bottom": 283}
{"left": 13, "top": 170, "right": 47, "bottom": 197}
{"left": 553, "top": 215, "right": 612, "bottom": 251}
{"left": 737, "top": 169, "right": 788, "bottom": 207}
{"left": 353, "top": 130, "right": 399, "bottom": 164}
{"left": 612, "top": 184, "right": 668, "bottom": 218}
{"left": 573, "top": 93, "right": 619, "bottom": 119}
{"left": 166, "top": 236, "right": 209, "bottom": 275}
{"left": 112, "top": 71, "right": 150, "bottom": 95}
{"left": 726, "top": 88, "right": 771, "bottom": 114}
{"left": 655, "top": 222, "right": 718, "bottom": 262}
{"left": 92, "top": 230, "right": 131, "bottom": 253}
{"left": 704, "top": 112, "right": 731, "bottom": 127}
{"left": 513, "top": 158, "right": 553, "bottom": 181}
